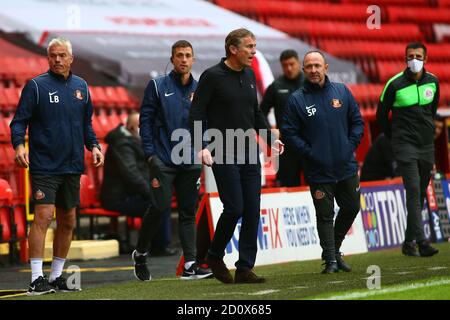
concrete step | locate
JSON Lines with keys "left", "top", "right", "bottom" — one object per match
{"left": 44, "top": 240, "right": 119, "bottom": 262}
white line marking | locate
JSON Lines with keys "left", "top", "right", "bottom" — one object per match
{"left": 249, "top": 290, "right": 280, "bottom": 296}
{"left": 318, "top": 279, "right": 450, "bottom": 300}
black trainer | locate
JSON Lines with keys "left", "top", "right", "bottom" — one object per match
{"left": 132, "top": 250, "right": 152, "bottom": 281}
{"left": 49, "top": 275, "right": 82, "bottom": 292}
{"left": 418, "top": 240, "right": 439, "bottom": 257}
{"left": 181, "top": 263, "right": 213, "bottom": 280}
{"left": 27, "top": 276, "right": 56, "bottom": 296}
{"left": 321, "top": 261, "right": 339, "bottom": 274}
{"left": 335, "top": 252, "right": 352, "bottom": 272}
{"left": 402, "top": 241, "right": 420, "bottom": 257}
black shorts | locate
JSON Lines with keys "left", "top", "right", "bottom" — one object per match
{"left": 31, "top": 174, "right": 81, "bottom": 210}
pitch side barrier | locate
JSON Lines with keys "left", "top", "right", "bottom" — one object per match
{"left": 177, "top": 176, "right": 448, "bottom": 275}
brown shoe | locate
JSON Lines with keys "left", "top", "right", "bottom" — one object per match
{"left": 234, "top": 269, "right": 266, "bottom": 284}
{"left": 206, "top": 255, "right": 233, "bottom": 284}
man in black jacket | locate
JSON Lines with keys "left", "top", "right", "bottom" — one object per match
{"left": 189, "top": 28, "right": 283, "bottom": 284}
{"left": 100, "top": 112, "right": 174, "bottom": 256}
{"left": 260, "top": 49, "right": 303, "bottom": 187}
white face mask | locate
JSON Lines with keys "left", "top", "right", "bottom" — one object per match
{"left": 407, "top": 59, "right": 424, "bottom": 73}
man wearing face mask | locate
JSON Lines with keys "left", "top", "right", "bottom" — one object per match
{"left": 377, "top": 42, "right": 440, "bottom": 257}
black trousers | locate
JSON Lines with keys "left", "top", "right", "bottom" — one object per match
{"left": 208, "top": 163, "right": 261, "bottom": 271}
{"left": 309, "top": 175, "right": 360, "bottom": 262}
{"left": 277, "top": 147, "right": 302, "bottom": 187}
{"left": 136, "top": 158, "right": 201, "bottom": 262}
{"left": 398, "top": 159, "right": 433, "bottom": 243}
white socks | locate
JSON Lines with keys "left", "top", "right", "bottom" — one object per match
{"left": 49, "top": 256, "right": 66, "bottom": 282}
{"left": 30, "top": 258, "right": 43, "bottom": 282}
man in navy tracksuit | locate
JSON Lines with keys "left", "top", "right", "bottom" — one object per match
{"left": 282, "top": 51, "right": 364, "bottom": 274}
{"left": 10, "top": 38, "right": 103, "bottom": 295}
{"left": 132, "top": 40, "right": 212, "bottom": 281}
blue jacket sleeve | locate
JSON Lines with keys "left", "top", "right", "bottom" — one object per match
{"left": 281, "top": 94, "right": 314, "bottom": 159}
{"left": 10, "top": 81, "right": 36, "bottom": 149}
{"left": 84, "top": 85, "right": 99, "bottom": 150}
{"left": 345, "top": 85, "right": 364, "bottom": 150}
{"left": 139, "top": 79, "right": 158, "bottom": 158}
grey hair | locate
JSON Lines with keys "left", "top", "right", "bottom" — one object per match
{"left": 47, "top": 37, "right": 73, "bottom": 56}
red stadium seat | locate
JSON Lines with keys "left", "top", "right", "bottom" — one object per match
{"left": 342, "top": 0, "right": 430, "bottom": 5}
{"left": 215, "top": 0, "right": 376, "bottom": 22}
{"left": 348, "top": 84, "right": 385, "bottom": 109}
{"left": 388, "top": 7, "right": 450, "bottom": 24}
{"left": 0, "top": 179, "right": 13, "bottom": 243}
{"left": 2, "top": 87, "right": 21, "bottom": 111}
{"left": 114, "top": 86, "right": 139, "bottom": 109}
{"left": 267, "top": 19, "right": 423, "bottom": 42}
{"left": 90, "top": 86, "right": 109, "bottom": 109}
{"left": 319, "top": 41, "right": 450, "bottom": 63}
{"left": 440, "top": 84, "right": 450, "bottom": 106}
{"left": 439, "top": 0, "right": 450, "bottom": 7}
{"left": 103, "top": 86, "right": 120, "bottom": 108}
{"left": 0, "top": 114, "right": 10, "bottom": 142}
{"left": 0, "top": 57, "right": 47, "bottom": 86}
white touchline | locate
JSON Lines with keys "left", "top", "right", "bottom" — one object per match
{"left": 249, "top": 290, "right": 280, "bottom": 295}
{"left": 318, "top": 279, "right": 450, "bottom": 300}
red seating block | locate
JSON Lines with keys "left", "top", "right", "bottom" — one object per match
{"left": 267, "top": 19, "right": 423, "bottom": 42}
{"left": 388, "top": 7, "right": 450, "bottom": 24}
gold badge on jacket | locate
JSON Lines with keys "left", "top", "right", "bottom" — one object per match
{"left": 331, "top": 99, "right": 342, "bottom": 108}
{"left": 75, "top": 89, "right": 84, "bottom": 100}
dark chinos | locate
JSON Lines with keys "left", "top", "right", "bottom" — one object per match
{"left": 282, "top": 76, "right": 364, "bottom": 265}
{"left": 377, "top": 68, "right": 440, "bottom": 245}
{"left": 210, "top": 162, "right": 261, "bottom": 270}
{"left": 136, "top": 71, "right": 200, "bottom": 263}
{"left": 189, "top": 58, "right": 273, "bottom": 272}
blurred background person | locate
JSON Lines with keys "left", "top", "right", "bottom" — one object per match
{"left": 100, "top": 112, "right": 175, "bottom": 256}
{"left": 260, "top": 49, "right": 304, "bottom": 187}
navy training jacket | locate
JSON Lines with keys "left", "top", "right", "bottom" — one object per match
{"left": 140, "top": 70, "right": 198, "bottom": 167}
{"left": 281, "top": 77, "right": 364, "bottom": 184}
{"left": 10, "top": 70, "right": 99, "bottom": 175}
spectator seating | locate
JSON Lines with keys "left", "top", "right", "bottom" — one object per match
{"left": 0, "top": 178, "right": 27, "bottom": 263}
{"left": 267, "top": 19, "right": 423, "bottom": 42}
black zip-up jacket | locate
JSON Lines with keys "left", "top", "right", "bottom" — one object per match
{"left": 189, "top": 58, "right": 272, "bottom": 158}
{"left": 100, "top": 125, "right": 151, "bottom": 206}
{"left": 377, "top": 68, "right": 440, "bottom": 151}
{"left": 260, "top": 74, "right": 303, "bottom": 128}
